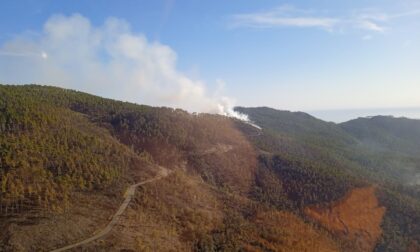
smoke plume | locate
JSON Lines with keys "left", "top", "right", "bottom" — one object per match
{"left": 0, "top": 14, "right": 248, "bottom": 120}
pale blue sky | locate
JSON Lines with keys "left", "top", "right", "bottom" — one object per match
{"left": 0, "top": 0, "right": 419, "bottom": 120}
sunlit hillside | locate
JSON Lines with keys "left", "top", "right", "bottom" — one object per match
{"left": 0, "top": 85, "right": 418, "bottom": 251}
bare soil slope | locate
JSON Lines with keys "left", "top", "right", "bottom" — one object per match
{"left": 305, "top": 186, "right": 386, "bottom": 251}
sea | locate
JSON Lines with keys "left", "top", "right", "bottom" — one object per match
{"left": 308, "top": 107, "right": 420, "bottom": 123}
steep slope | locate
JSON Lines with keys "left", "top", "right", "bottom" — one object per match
{"left": 1, "top": 85, "right": 342, "bottom": 251}
{"left": 0, "top": 85, "right": 158, "bottom": 250}
{"left": 235, "top": 106, "right": 420, "bottom": 252}
{"left": 235, "top": 106, "right": 356, "bottom": 151}
{"left": 1, "top": 85, "right": 419, "bottom": 251}
{"left": 340, "top": 116, "right": 420, "bottom": 186}
{"left": 305, "top": 186, "right": 386, "bottom": 252}
{"left": 0, "top": 85, "right": 152, "bottom": 214}
{"left": 89, "top": 171, "right": 341, "bottom": 252}
{"left": 0, "top": 85, "right": 246, "bottom": 250}
{"left": 341, "top": 116, "right": 420, "bottom": 155}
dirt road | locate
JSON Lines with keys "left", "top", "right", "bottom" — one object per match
{"left": 51, "top": 166, "right": 170, "bottom": 252}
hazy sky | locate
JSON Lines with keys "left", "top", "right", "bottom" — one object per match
{"left": 0, "top": 0, "right": 419, "bottom": 120}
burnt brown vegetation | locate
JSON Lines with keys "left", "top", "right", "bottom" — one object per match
{"left": 0, "top": 85, "right": 419, "bottom": 251}
{"left": 305, "top": 186, "right": 386, "bottom": 252}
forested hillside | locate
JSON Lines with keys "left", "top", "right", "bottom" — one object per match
{"left": 0, "top": 85, "right": 148, "bottom": 214}
{"left": 341, "top": 116, "right": 420, "bottom": 155}
{"left": 0, "top": 85, "right": 419, "bottom": 251}
{"left": 236, "top": 106, "right": 420, "bottom": 252}
{"left": 0, "top": 85, "right": 265, "bottom": 251}
{"left": 341, "top": 116, "right": 420, "bottom": 187}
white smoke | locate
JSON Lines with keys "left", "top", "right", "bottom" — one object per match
{"left": 0, "top": 13, "right": 247, "bottom": 121}
{"left": 217, "top": 96, "right": 251, "bottom": 120}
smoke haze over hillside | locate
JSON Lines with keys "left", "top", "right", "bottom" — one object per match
{"left": 0, "top": 14, "right": 245, "bottom": 119}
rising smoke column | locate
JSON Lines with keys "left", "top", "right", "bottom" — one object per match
{"left": 0, "top": 14, "right": 245, "bottom": 118}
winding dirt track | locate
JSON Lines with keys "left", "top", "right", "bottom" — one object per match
{"left": 51, "top": 167, "right": 170, "bottom": 252}
{"left": 50, "top": 130, "right": 259, "bottom": 252}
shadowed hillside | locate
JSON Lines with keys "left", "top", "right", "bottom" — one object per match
{"left": 236, "top": 106, "right": 420, "bottom": 252}
{"left": 341, "top": 116, "right": 420, "bottom": 155}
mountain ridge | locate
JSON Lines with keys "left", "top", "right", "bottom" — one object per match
{"left": 0, "top": 85, "right": 419, "bottom": 251}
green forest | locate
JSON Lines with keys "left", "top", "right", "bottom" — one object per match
{"left": 0, "top": 85, "right": 419, "bottom": 251}
{"left": 236, "top": 106, "right": 420, "bottom": 251}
